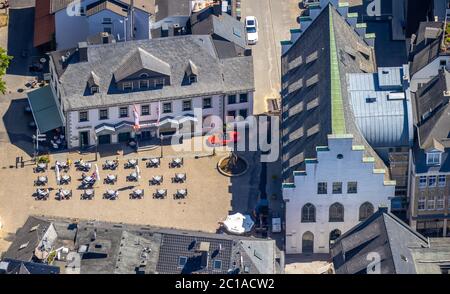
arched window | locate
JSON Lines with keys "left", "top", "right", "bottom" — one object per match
{"left": 359, "top": 202, "right": 374, "bottom": 221}
{"left": 140, "top": 73, "right": 149, "bottom": 78}
{"left": 329, "top": 202, "right": 344, "bottom": 222}
{"left": 301, "top": 203, "right": 316, "bottom": 223}
{"left": 302, "top": 231, "right": 314, "bottom": 253}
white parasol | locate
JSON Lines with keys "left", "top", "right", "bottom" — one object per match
{"left": 223, "top": 213, "right": 254, "bottom": 235}
{"left": 95, "top": 164, "right": 101, "bottom": 181}
{"left": 136, "top": 165, "right": 141, "bottom": 180}
{"left": 55, "top": 164, "right": 61, "bottom": 185}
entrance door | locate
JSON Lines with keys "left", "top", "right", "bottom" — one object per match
{"left": 118, "top": 132, "right": 131, "bottom": 143}
{"left": 302, "top": 231, "right": 314, "bottom": 254}
{"left": 98, "top": 134, "right": 111, "bottom": 145}
{"left": 79, "top": 131, "right": 90, "bottom": 148}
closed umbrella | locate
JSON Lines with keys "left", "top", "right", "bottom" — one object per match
{"left": 55, "top": 164, "right": 61, "bottom": 185}
{"left": 95, "top": 164, "right": 101, "bottom": 181}
{"left": 136, "top": 165, "right": 141, "bottom": 180}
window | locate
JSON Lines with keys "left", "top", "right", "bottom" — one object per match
{"left": 301, "top": 203, "right": 316, "bottom": 223}
{"left": 123, "top": 82, "right": 133, "bottom": 91}
{"left": 317, "top": 182, "right": 327, "bottom": 194}
{"left": 227, "top": 110, "right": 236, "bottom": 119}
{"left": 162, "top": 102, "right": 172, "bottom": 113}
{"left": 437, "top": 194, "right": 445, "bottom": 210}
{"left": 418, "top": 194, "right": 426, "bottom": 211}
{"left": 91, "top": 86, "right": 99, "bottom": 94}
{"left": 103, "top": 18, "right": 112, "bottom": 24}
{"left": 103, "top": 27, "right": 112, "bottom": 34}
{"left": 419, "top": 176, "right": 427, "bottom": 189}
{"left": 428, "top": 176, "right": 437, "bottom": 187}
{"left": 239, "top": 93, "right": 248, "bottom": 103}
{"left": 119, "top": 107, "right": 128, "bottom": 118}
{"left": 139, "top": 80, "right": 149, "bottom": 89}
{"left": 439, "top": 175, "right": 446, "bottom": 187}
{"left": 329, "top": 203, "right": 344, "bottom": 222}
{"left": 213, "top": 260, "right": 222, "bottom": 270}
{"left": 427, "top": 152, "right": 441, "bottom": 165}
{"left": 228, "top": 95, "right": 236, "bottom": 104}
{"left": 359, "top": 202, "right": 374, "bottom": 221}
{"left": 203, "top": 97, "right": 212, "bottom": 109}
{"left": 99, "top": 109, "right": 108, "bottom": 120}
{"left": 347, "top": 182, "right": 358, "bottom": 194}
{"left": 178, "top": 256, "right": 187, "bottom": 268}
{"left": 427, "top": 195, "right": 436, "bottom": 210}
{"left": 332, "top": 182, "right": 342, "bottom": 194}
{"left": 440, "top": 60, "right": 447, "bottom": 67}
{"left": 239, "top": 109, "right": 248, "bottom": 119}
{"left": 140, "top": 73, "right": 149, "bottom": 78}
{"left": 79, "top": 111, "right": 88, "bottom": 122}
{"left": 154, "top": 78, "right": 165, "bottom": 87}
{"left": 189, "top": 75, "right": 197, "bottom": 84}
{"left": 141, "top": 105, "right": 150, "bottom": 116}
{"left": 182, "top": 100, "right": 192, "bottom": 111}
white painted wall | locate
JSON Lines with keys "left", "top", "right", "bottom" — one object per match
{"left": 283, "top": 136, "right": 395, "bottom": 254}
{"left": 66, "top": 92, "right": 253, "bottom": 148}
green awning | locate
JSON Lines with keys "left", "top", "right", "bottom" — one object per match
{"left": 27, "top": 86, "right": 64, "bottom": 133}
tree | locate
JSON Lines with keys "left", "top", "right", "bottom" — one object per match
{"left": 0, "top": 47, "right": 12, "bottom": 94}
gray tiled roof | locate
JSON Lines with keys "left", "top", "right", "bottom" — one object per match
{"left": 51, "top": 35, "right": 254, "bottom": 111}
{"left": 412, "top": 68, "right": 450, "bottom": 174}
{"left": 3, "top": 216, "right": 281, "bottom": 274}
{"left": 281, "top": 4, "right": 385, "bottom": 181}
{"left": 331, "top": 208, "right": 429, "bottom": 274}
{"left": 409, "top": 21, "right": 444, "bottom": 76}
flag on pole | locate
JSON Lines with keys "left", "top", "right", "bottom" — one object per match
{"left": 133, "top": 105, "right": 140, "bottom": 131}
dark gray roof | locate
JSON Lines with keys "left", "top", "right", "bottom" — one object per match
{"left": 409, "top": 21, "right": 444, "bottom": 76}
{"left": 2, "top": 217, "right": 52, "bottom": 262}
{"left": 155, "top": 0, "right": 191, "bottom": 22}
{"left": 49, "top": 35, "right": 254, "bottom": 111}
{"left": 412, "top": 68, "right": 450, "bottom": 174}
{"left": 50, "top": 0, "right": 74, "bottom": 13}
{"left": 4, "top": 216, "right": 280, "bottom": 274}
{"left": 0, "top": 259, "right": 60, "bottom": 274}
{"left": 191, "top": 11, "right": 247, "bottom": 49}
{"left": 413, "top": 69, "right": 450, "bottom": 150}
{"left": 330, "top": 208, "right": 429, "bottom": 274}
{"left": 281, "top": 4, "right": 385, "bottom": 181}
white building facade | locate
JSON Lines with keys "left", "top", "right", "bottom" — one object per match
{"left": 283, "top": 135, "right": 395, "bottom": 254}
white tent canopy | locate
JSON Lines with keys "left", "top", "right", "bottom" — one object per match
{"left": 223, "top": 213, "right": 254, "bottom": 235}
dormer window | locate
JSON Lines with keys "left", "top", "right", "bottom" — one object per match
{"left": 87, "top": 71, "right": 100, "bottom": 95}
{"left": 123, "top": 82, "right": 133, "bottom": 91}
{"left": 189, "top": 75, "right": 197, "bottom": 84}
{"left": 91, "top": 86, "right": 99, "bottom": 94}
{"left": 426, "top": 152, "right": 442, "bottom": 166}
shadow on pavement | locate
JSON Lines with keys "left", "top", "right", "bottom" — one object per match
{"left": 2, "top": 98, "right": 35, "bottom": 156}
{"left": 6, "top": 7, "right": 37, "bottom": 76}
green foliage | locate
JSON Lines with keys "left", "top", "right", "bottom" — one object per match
{"left": 0, "top": 47, "right": 12, "bottom": 94}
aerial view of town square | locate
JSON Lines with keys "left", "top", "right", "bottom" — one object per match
{"left": 0, "top": 0, "right": 449, "bottom": 288}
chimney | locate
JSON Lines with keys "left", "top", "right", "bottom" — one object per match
{"left": 78, "top": 42, "right": 88, "bottom": 62}
{"left": 213, "top": 0, "right": 222, "bottom": 16}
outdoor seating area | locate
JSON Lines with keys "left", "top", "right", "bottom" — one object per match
{"left": 30, "top": 156, "right": 189, "bottom": 203}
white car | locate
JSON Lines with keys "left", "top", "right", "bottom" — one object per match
{"left": 245, "top": 16, "right": 258, "bottom": 45}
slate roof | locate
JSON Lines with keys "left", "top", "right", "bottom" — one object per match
{"left": 409, "top": 21, "right": 444, "bottom": 76}
{"left": 281, "top": 4, "right": 386, "bottom": 181}
{"left": 330, "top": 208, "right": 429, "bottom": 274}
{"left": 155, "top": 0, "right": 191, "bottom": 22}
{"left": 50, "top": 0, "right": 154, "bottom": 14}
{"left": 0, "top": 259, "right": 60, "bottom": 274}
{"left": 49, "top": 35, "right": 254, "bottom": 111}
{"left": 412, "top": 69, "right": 450, "bottom": 173}
{"left": 113, "top": 47, "right": 171, "bottom": 82}
{"left": 191, "top": 10, "right": 247, "bottom": 49}
{"left": 50, "top": 0, "right": 74, "bottom": 13}
{"left": 86, "top": 0, "right": 128, "bottom": 17}
{"left": 3, "top": 216, "right": 281, "bottom": 274}
{"left": 411, "top": 238, "right": 450, "bottom": 274}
